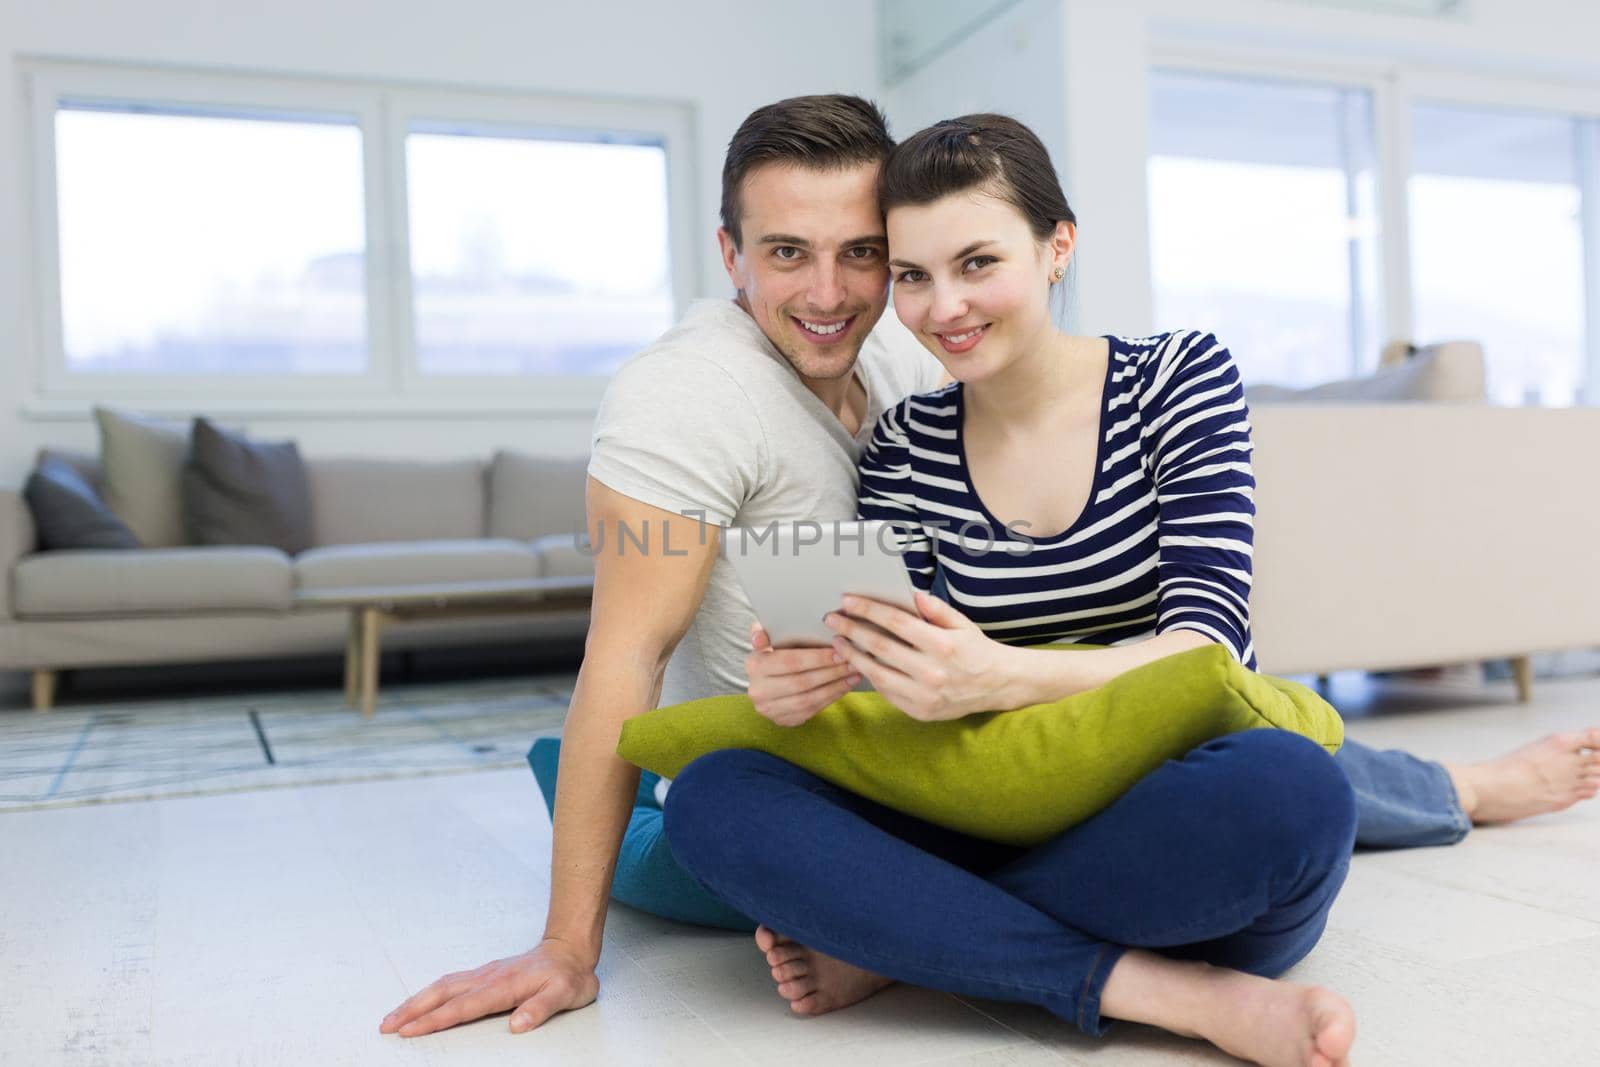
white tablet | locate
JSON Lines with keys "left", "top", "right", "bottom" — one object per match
{"left": 726, "top": 519, "right": 923, "bottom": 648}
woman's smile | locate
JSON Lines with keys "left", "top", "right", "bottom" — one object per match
{"left": 932, "top": 323, "right": 991, "bottom": 354}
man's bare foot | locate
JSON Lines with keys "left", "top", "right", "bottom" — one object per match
{"left": 754, "top": 924, "right": 893, "bottom": 1015}
{"left": 1198, "top": 968, "right": 1356, "bottom": 1067}
{"left": 1443, "top": 728, "right": 1600, "bottom": 825}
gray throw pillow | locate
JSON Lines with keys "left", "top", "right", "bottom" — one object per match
{"left": 486, "top": 450, "right": 589, "bottom": 541}
{"left": 182, "top": 418, "right": 314, "bottom": 554}
{"left": 94, "top": 407, "right": 190, "bottom": 547}
{"left": 23, "top": 457, "right": 140, "bottom": 551}
{"left": 1245, "top": 341, "right": 1486, "bottom": 405}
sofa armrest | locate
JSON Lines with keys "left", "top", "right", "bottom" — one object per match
{"left": 0, "top": 488, "right": 37, "bottom": 620}
{"left": 1250, "top": 405, "right": 1600, "bottom": 674}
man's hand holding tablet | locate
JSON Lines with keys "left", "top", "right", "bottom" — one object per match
{"left": 744, "top": 622, "right": 862, "bottom": 727}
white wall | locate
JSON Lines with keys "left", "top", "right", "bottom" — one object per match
{"left": 0, "top": 0, "right": 882, "bottom": 483}
{"left": 883, "top": 0, "right": 1600, "bottom": 339}
{"left": 1142, "top": 0, "right": 1600, "bottom": 81}
{"left": 882, "top": 0, "right": 1066, "bottom": 161}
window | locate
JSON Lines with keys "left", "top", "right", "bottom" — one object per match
{"left": 1151, "top": 59, "right": 1600, "bottom": 407}
{"left": 405, "top": 124, "right": 674, "bottom": 376}
{"left": 26, "top": 63, "right": 693, "bottom": 406}
{"left": 1148, "top": 70, "right": 1383, "bottom": 389}
{"left": 1409, "top": 102, "right": 1590, "bottom": 406}
{"left": 55, "top": 103, "right": 367, "bottom": 377}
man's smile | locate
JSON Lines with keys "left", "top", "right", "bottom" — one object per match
{"left": 794, "top": 315, "right": 857, "bottom": 344}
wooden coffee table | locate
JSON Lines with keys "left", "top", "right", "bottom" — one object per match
{"left": 294, "top": 577, "right": 593, "bottom": 718}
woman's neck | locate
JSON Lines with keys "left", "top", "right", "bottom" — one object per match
{"left": 965, "top": 324, "right": 1085, "bottom": 430}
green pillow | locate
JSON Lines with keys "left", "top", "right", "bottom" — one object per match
{"left": 617, "top": 643, "right": 1343, "bottom": 847}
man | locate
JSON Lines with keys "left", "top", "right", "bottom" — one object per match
{"left": 380, "top": 93, "right": 938, "bottom": 1039}
{"left": 380, "top": 94, "right": 1600, "bottom": 1040}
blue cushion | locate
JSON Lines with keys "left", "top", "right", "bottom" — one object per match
{"left": 527, "top": 738, "right": 753, "bottom": 932}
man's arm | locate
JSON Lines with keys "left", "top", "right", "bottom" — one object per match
{"left": 380, "top": 477, "right": 720, "bottom": 1037}
{"left": 541, "top": 477, "right": 721, "bottom": 963}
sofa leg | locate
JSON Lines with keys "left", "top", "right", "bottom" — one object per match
{"left": 1510, "top": 655, "right": 1533, "bottom": 704}
{"left": 344, "top": 611, "right": 362, "bottom": 708}
{"left": 32, "top": 669, "right": 57, "bottom": 713}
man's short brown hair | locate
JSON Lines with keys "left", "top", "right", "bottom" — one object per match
{"left": 720, "top": 94, "right": 894, "bottom": 249}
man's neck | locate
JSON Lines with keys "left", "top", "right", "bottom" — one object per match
{"left": 794, "top": 371, "right": 865, "bottom": 439}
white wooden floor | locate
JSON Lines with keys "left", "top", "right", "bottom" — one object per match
{"left": 1, "top": 671, "right": 1595, "bottom": 1066}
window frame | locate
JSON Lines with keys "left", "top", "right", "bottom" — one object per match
{"left": 21, "top": 59, "right": 697, "bottom": 416}
{"left": 1149, "top": 47, "right": 1600, "bottom": 402}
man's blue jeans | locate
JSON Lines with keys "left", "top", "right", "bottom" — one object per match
{"left": 663, "top": 730, "right": 1356, "bottom": 1036}
{"left": 1334, "top": 739, "right": 1472, "bottom": 848}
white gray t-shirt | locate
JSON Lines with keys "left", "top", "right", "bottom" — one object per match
{"left": 589, "top": 298, "right": 944, "bottom": 709}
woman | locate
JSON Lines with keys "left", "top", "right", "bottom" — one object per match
{"left": 664, "top": 115, "right": 1358, "bottom": 1067}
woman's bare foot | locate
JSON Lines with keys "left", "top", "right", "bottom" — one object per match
{"left": 1199, "top": 969, "right": 1357, "bottom": 1067}
{"left": 754, "top": 924, "right": 894, "bottom": 1015}
{"left": 1443, "top": 728, "right": 1600, "bottom": 825}
{"left": 1104, "top": 952, "right": 1355, "bottom": 1067}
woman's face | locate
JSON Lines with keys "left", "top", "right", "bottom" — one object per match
{"left": 886, "top": 186, "right": 1071, "bottom": 384}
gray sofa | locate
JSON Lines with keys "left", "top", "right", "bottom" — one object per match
{"left": 1, "top": 450, "right": 593, "bottom": 710}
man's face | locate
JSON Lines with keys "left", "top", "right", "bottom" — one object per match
{"left": 718, "top": 162, "right": 890, "bottom": 382}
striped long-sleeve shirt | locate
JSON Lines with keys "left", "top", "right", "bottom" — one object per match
{"left": 856, "top": 330, "right": 1257, "bottom": 669}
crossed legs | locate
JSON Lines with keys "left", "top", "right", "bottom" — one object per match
{"left": 664, "top": 730, "right": 1358, "bottom": 1066}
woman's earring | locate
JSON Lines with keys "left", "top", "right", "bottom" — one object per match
{"left": 1051, "top": 266, "right": 1065, "bottom": 283}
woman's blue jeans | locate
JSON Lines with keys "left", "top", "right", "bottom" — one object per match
{"left": 662, "top": 729, "right": 1356, "bottom": 1036}
{"left": 1334, "top": 739, "right": 1471, "bottom": 848}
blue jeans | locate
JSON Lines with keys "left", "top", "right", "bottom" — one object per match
{"left": 1335, "top": 739, "right": 1471, "bottom": 849}
{"left": 663, "top": 730, "right": 1356, "bottom": 1036}
{"left": 527, "top": 738, "right": 755, "bottom": 930}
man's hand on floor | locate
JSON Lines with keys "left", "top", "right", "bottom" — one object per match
{"left": 379, "top": 938, "right": 599, "bottom": 1037}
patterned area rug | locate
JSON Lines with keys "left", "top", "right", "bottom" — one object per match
{"left": 0, "top": 673, "right": 575, "bottom": 812}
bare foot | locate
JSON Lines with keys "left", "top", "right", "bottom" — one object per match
{"left": 1443, "top": 728, "right": 1600, "bottom": 825}
{"left": 754, "top": 924, "right": 893, "bottom": 1015}
{"left": 1199, "top": 968, "right": 1357, "bottom": 1067}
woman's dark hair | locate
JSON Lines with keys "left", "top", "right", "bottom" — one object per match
{"left": 721, "top": 94, "right": 895, "bottom": 249}
{"left": 879, "top": 114, "right": 1075, "bottom": 241}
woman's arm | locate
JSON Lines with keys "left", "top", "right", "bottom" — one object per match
{"left": 828, "top": 594, "right": 1217, "bottom": 718}
{"left": 995, "top": 629, "right": 1214, "bottom": 708}
{"left": 1141, "top": 331, "right": 1256, "bottom": 666}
